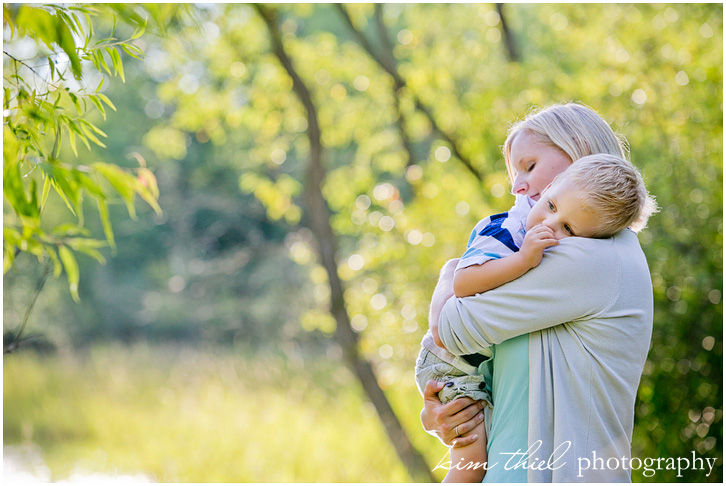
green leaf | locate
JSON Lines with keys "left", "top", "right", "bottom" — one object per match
{"left": 41, "top": 162, "right": 80, "bottom": 217}
{"left": 65, "top": 237, "right": 108, "bottom": 264}
{"left": 3, "top": 242, "right": 16, "bottom": 274}
{"left": 72, "top": 246, "right": 106, "bottom": 264}
{"left": 63, "top": 118, "right": 90, "bottom": 151}
{"left": 130, "top": 22, "right": 146, "bottom": 40}
{"left": 121, "top": 42, "right": 144, "bottom": 60}
{"left": 96, "top": 76, "right": 106, "bottom": 93}
{"left": 89, "top": 94, "right": 106, "bottom": 120}
{"left": 93, "top": 162, "right": 138, "bottom": 219}
{"left": 50, "top": 178, "right": 77, "bottom": 216}
{"left": 66, "top": 237, "right": 106, "bottom": 249}
{"left": 96, "top": 198, "right": 116, "bottom": 253}
{"left": 57, "top": 16, "right": 82, "bottom": 80}
{"left": 79, "top": 119, "right": 108, "bottom": 138}
{"left": 68, "top": 92, "right": 82, "bottom": 115}
{"left": 48, "top": 56, "right": 55, "bottom": 80}
{"left": 55, "top": 9, "right": 80, "bottom": 37}
{"left": 67, "top": 128, "right": 78, "bottom": 155}
{"left": 51, "top": 224, "right": 91, "bottom": 237}
{"left": 77, "top": 172, "right": 106, "bottom": 198}
{"left": 108, "top": 4, "right": 146, "bottom": 28}
{"left": 16, "top": 6, "right": 56, "bottom": 49}
{"left": 95, "top": 36, "right": 118, "bottom": 45}
{"left": 58, "top": 245, "right": 80, "bottom": 302}
{"left": 45, "top": 245, "right": 63, "bottom": 277}
{"left": 79, "top": 120, "right": 107, "bottom": 148}
{"left": 95, "top": 49, "right": 112, "bottom": 76}
{"left": 107, "top": 47, "right": 125, "bottom": 82}
{"left": 3, "top": 156, "right": 40, "bottom": 218}
{"left": 96, "top": 93, "right": 116, "bottom": 111}
{"left": 40, "top": 174, "right": 52, "bottom": 212}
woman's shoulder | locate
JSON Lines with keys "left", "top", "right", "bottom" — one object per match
{"left": 546, "top": 230, "right": 645, "bottom": 274}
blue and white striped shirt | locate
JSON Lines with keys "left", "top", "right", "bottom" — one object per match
{"left": 456, "top": 195, "right": 535, "bottom": 273}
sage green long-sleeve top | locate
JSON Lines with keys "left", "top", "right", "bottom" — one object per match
{"left": 439, "top": 229, "right": 653, "bottom": 482}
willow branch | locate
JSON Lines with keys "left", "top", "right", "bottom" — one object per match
{"left": 336, "top": 3, "right": 483, "bottom": 181}
{"left": 4, "top": 262, "right": 52, "bottom": 354}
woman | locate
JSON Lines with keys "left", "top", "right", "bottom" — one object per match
{"left": 421, "top": 103, "right": 654, "bottom": 482}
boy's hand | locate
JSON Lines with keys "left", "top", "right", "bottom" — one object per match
{"left": 519, "top": 224, "right": 558, "bottom": 268}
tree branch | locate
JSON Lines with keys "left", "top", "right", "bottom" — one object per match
{"left": 496, "top": 4, "right": 520, "bottom": 62}
{"left": 3, "top": 51, "right": 62, "bottom": 90}
{"left": 372, "top": 5, "right": 415, "bottom": 169}
{"left": 4, "top": 262, "right": 52, "bottom": 354}
{"left": 336, "top": 3, "right": 483, "bottom": 182}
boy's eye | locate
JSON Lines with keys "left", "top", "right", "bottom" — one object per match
{"left": 548, "top": 201, "right": 555, "bottom": 211}
{"left": 564, "top": 224, "right": 574, "bottom": 236}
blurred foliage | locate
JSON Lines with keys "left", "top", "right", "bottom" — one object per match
{"left": 3, "top": 3, "right": 722, "bottom": 482}
{"left": 2, "top": 4, "right": 191, "bottom": 301}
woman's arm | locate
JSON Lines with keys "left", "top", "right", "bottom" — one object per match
{"left": 453, "top": 224, "right": 559, "bottom": 297}
{"left": 424, "top": 261, "right": 487, "bottom": 448}
{"left": 440, "top": 236, "right": 625, "bottom": 355}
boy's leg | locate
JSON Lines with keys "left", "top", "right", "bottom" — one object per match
{"left": 442, "top": 419, "right": 488, "bottom": 483}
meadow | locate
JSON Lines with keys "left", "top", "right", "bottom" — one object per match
{"left": 3, "top": 344, "right": 447, "bottom": 482}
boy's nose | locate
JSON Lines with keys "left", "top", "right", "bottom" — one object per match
{"left": 541, "top": 220, "right": 559, "bottom": 235}
{"left": 541, "top": 222, "right": 566, "bottom": 240}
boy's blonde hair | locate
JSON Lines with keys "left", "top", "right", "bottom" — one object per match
{"left": 503, "top": 103, "right": 628, "bottom": 184}
{"left": 553, "top": 154, "right": 658, "bottom": 237}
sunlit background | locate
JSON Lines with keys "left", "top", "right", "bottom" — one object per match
{"left": 3, "top": 3, "right": 722, "bottom": 482}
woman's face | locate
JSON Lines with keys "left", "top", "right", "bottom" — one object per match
{"left": 509, "top": 131, "right": 572, "bottom": 201}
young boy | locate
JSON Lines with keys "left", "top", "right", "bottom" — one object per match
{"left": 415, "top": 153, "right": 656, "bottom": 482}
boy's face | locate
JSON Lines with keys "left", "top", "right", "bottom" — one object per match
{"left": 525, "top": 179, "right": 602, "bottom": 239}
{"left": 509, "top": 131, "right": 572, "bottom": 201}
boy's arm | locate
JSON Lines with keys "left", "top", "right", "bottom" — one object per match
{"left": 453, "top": 224, "right": 559, "bottom": 297}
{"left": 429, "top": 259, "right": 458, "bottom": 348}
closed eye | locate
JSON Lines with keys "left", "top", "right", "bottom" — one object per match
{"left": 526, "top": 162, "right": 536, "bottom": 172}
{"left": 564, "top": 224, "right": 574, "bottom": 236}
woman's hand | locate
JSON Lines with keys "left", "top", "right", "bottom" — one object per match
{"left": 420, "top": 380, "right": 486, "bottom": 447}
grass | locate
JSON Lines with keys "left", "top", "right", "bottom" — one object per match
{"left": 3, "top": 343, "right": 447, "bottom": 482}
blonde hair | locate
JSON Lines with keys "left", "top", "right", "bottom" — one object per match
{"left": 553, "top": 154, "right": 658, "bottom": 237}
{"left": 503, "top": 103, "right": 628, "bottom": 184}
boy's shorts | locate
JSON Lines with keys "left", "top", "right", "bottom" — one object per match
{"left": 415, "top": 346, "right": 493, "bottom": 437}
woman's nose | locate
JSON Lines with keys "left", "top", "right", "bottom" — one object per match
{"left": 512, "top": 175, "right": 527, "bottom": 195}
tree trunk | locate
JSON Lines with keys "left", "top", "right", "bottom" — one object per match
{"left": 255, "top": 5, "right": 436, "bottom": 482}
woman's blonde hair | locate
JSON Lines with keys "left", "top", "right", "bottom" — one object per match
{"left": 503, "top": 103, "right": 628, "bottom": 185}
{"left": 553, "top": 154, "right": 658, "bottom": 237}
